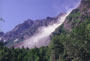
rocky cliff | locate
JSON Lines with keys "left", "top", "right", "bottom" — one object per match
{"left": 54, "top": 0, "right": 90, "bottom": 34}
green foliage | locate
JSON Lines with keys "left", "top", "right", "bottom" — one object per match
{"left": 0, "top": 42, "right": 4, "bottom": 46}
{"left": 74, "top": 19, "right": 81, "bottom": 23}
{"left": 0, "top": 1, "right": 90, "bottom": 60}
{"left": 49, "top": 19, "right": 90, "bottom": 61}
{"left": 0, "top": 46, "right": 50, "bottom": 61}
{"left": 0, "top": 17, "right": 90, "bottom": 61}
{"left": 68, "top": 12, "right": 81, "bottom": 18}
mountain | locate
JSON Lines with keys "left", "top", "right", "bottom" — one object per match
{"left": 0, "top": 16, "right": 61, "bottom": 47}
{"left": 0, "top": 32, "right": 4, "bottom": 37}
{"left": 0, "top": 0, "right": 90, "bottom": 61}
{"left": 2, "top": 17, "right": 57, "bottom": 40}
{"left": 49, "top": 0, "right": 90, "bottom": 61}
{"left": 54, "top": 0, "right": 90, "bottom": 34}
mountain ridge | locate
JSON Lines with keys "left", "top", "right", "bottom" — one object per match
{"left": 0, "top": 0, "right": 90, "bottom": 61}
{"left": 0, "top": 13, "right": 65, "bottom": 47}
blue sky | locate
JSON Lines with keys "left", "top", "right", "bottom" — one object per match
{"left": 0, "top": 0, "right": 80, "bottom": 32}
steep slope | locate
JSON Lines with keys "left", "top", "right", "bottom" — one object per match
{"left": 49, "top": 0, "right": 90, "bottom": 61}
{"left": 1, "top": 17, "right": 57, "bottom": 41}
{"left": 1, "top": 0, "right": 80, "bottom": 48}
{"left": 3, "top": 13, "right": 68, "bottom": 48}
{"left": 17, "top": 12, "right": 71, "bottom": 48}
{"left": 54, "top": 0, "right": 90, "bottom": 34}
{"left": 0, "top": 0, "right": 90, "bottom": 61}
{"left": 0, "top": 17, "right": 59, "bottom": 46}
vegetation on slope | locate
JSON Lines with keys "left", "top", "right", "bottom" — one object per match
{"left": 0, "top": 17, "right": 90, "bottom": 61}
{"left": 50, "top": 20, "right": 90, "bottom": 61}
{"left": 0, "top": 0, "right": 90, "bottom": 61}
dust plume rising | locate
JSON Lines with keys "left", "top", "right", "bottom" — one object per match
{"left": 16, "top": 1, "right": 81, "bottom": 48}
{"left": 16, "top": 11, "right": 71, "bottom": 48}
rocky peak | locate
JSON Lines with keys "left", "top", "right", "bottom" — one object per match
{"left": 1, "top": 16, "right": 58, "bottom": 44}
{"left": 0, "top": 32, "right": 4, "bottom": 37}
{"left": 54, "top": 0, "right": 90, "bottom": 34}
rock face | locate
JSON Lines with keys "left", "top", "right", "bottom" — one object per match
{"left": 1, "top": 0, "right": 88, "bottom": 48}
{"left": 0, "top": 32, "right": 4, "bottom": 37}
{"left": 54, "top": 0, "right": 90, "bottom": 34}
{"left": 1, "top": 16, "right": 62, "bottom": 47}
{"left": 50, "top": 0, "right": 90, "bottom": 61}
{"left": 2, "top": 17, "right": 57, "bottom": 41}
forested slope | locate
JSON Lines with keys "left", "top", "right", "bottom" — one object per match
{"left": 0, "top": 0, "right": 90, "bottom": 61}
